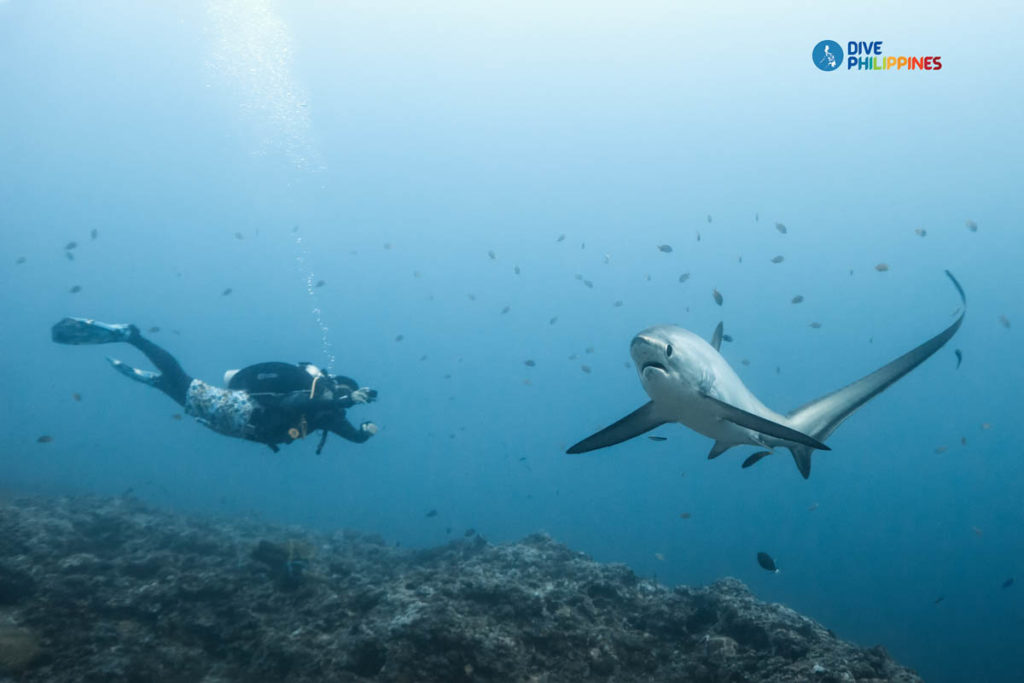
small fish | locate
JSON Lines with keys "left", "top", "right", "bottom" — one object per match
{"left": 65, "top": 251, "right": 74, "bottom": 260}
{"left": 69, "top": 285, "right": 82, "bottom": 293}
{"left": 678, "top": 273, "right": 690, "bottom": 283}
{"left": 445, "top": 527, "right": 452, "bottom": 535}
{"left": 574, "top": 274, "right": 583, "bottom": 280}
{"left": 395, "top": 334, "right": 404, "bottom": 342}
{"left": 972, "top": 526, "right": 983, "bottom": 536}
{"left": 583, "top": 280, "right": 593, "bottom": 288}
{"left": 934, "top": 446, "right": 948, "bottom": 454}
{"left": 999, "top": 315, "right": 1011, "bottom": 329}
{"left": 961, "top": 436, "right": 967, "bottom": 446}
{"left": 914, "top": 228, "right": 926, "bottom": 237}
{"left": 464, "top": 528, "right": 476, "bottom": 537}
{"left": 1002, "top": 578, "right": 1015, "bottom": 589}
{"left": 383, "top": 242, "right": 392, "bottom": 250}
{"left": 15, "top": 256, "right": 26, "bottom": 264}
{"left": 234, "top": 232, "right": 244, "bottom": 240}
{"left": 712, "top": 289, "right": 723, "bottom": 306}
{"left": 613, "top": 300, "right": 623, "bottom": 307}
{"left": 524, "top": 360, "right": 536, "bottom": 367}
{"left": 654, "top": 553, "right": 665, "bottom": 561}
{"left": 549, "top": 316, "right": 558, "bottom": 325}
{"left": 774, "top": 223, "right": 787, "bottom": 234}
{"left": 513, "top": 265, "right": 520, "bottom": 275}
{"left": 981, "top": 422, "right": 991, "bottom": 430}
{"left": 679, "top": 512, "right": 692, "bottom": 519}
{"left": 756, "top": 552, "right": 779, "bottom": 573}
{"left": 580, "top": 365, "right": 591, "bottom": 374}
{"left": 488, "top": 250, "right": 496, "bottom": 260}
{"left": 741, "top": 451, "right": 770, "bottom": 468}
{"left": 875, "top": 263, "right": 890, "bottom": 272}
{"left": 648, "top": 436, "right": 667, "bottom": 441}
{"left": 37, "top": 435, "right": 53, "bottom": 443}
{"left": 965, "top": 219, "right": 978, "bottom": 232}
{"left": 954, "top": 349, "right": 962, "bottom": 368}
{"left": 707, "top": 214, "right": 712, "bottom": 223}
{"left": 315, "top": 280, "right": 325, "bottom": 288}
{"left": 420, "top": 355, "right": 428, "bottom": 361}
{"left": 557, "top": 234, "right": 565, "bottom": 242}
{"left": 770, "top": 255, "right": 785, "bottom": 264}
{"left": 755, "top": 212, "right": 759, "bottom": 222}
{"left": 171, "top": 414, "right": 183, "bottom": 420}
{"left": 791, "top": 295, "right": 804, "bottom": 304}
{"left": 644, "top": 274, "right": 651, "bottom": 281}
{"left": 568, "top": 353, "right": 578, "bottom": 360}
{"left": 657, "top": 244, "right": 673, "bottom": 253}
{"left": 500, "top": 305, "right": 510, "bottom": 314}
{"left": 90, "top": 228, "right": 98, "bottom": 240}
{"left": 65, "top": 241, "right": 78, "bottom": 250}
{"left": 425, "top": 509, "right": 438, "bottom": 518}
{"left": 580, "top": 242, "right": 586, "bottom": 250}
{"left": 741, "top": 359, "right": 750, "bottom": 366}
{"left": 148, "top": 326, "right": 160, "bottom": 333}
{"left": 221, "top": 288, "right": 233, "bottom": 296}
{"left": 722, "top": 334, "right": 733, "bottom": 342}
{"left": 71, "top": 392, "right": 81, "bottom": 402}
{"left": 413, "top": 271, "right": 421, "bottom": 278}
{"left": 934, "top": 596, "right": 945, "bottom": 605}
{"left": 468, "top": 294, "right": 476, "bottom": 301}
{"left": 696, "top": 231, "right": 701, "bottom": 242}
{"left": 809, "top": 322, "right": 822, "bottom": 329}
{"left": 603, "top": 253, "right": 611, "bottom": 264}
{"left": 585, "top": 346, "right": 594, "bottom": 354}
{"left": 807, "top": 502, "right": 820, "bottom": 512}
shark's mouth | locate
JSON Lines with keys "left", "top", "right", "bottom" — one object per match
{"left": 641, "top": 362, "right": 667, "bottom": 373}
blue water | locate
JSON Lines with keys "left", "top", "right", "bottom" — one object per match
{"left": 2, "top": 2, "right": 1021, "bottom": 680}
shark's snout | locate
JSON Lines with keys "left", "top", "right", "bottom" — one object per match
{"left": 631, "top": 334, "right": 670, "bottom": 375}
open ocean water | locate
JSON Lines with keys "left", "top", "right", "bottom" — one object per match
{"left": 2, "top": 2, "right": 1021, "bottom": 680}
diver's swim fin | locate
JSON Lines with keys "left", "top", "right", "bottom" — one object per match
{"left": 106, "top": 357, "right": 159, "bottom": 387}
{"left": 52, "top": 318, "right": 133, "bottom": 345}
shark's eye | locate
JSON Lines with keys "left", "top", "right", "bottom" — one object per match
{"left": 665, "top": 344, "right": 673, "bottom": 358}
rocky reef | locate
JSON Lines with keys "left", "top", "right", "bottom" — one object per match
{"left": 0, "top": 495, "right": 919, "bottom": 682}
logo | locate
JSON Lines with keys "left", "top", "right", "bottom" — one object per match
{"left": 813, "top": 40, "right": 943, "bottom": 72}
{"left": 812, "top": 40, "right": 843, "bottom": 71}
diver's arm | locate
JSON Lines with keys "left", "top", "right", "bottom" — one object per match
{"left": 325, "top": 414, "right": 377, "bottom": 443}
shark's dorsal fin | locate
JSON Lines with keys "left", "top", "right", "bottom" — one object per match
{"left": 710, "top": 322, "right": 724, "bottom": 351}
{"left": 566, "top": 401, "right": 666, "bottom": 454}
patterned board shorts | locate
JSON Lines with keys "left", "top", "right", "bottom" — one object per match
{"left": 184, "top": 379, "right": 257, "bottom": 439}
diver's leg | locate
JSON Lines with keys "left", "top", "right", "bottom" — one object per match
{"left": 121, "top": 329, "right": 193, "bottom": 405}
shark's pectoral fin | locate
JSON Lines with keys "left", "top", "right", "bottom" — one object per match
{"left": 567, "top": 401, "right": 666, "bottom": 454}
{"left": 701, "top": 394, "right": 831, "bottom": 451}
{"left": 707, "top": 441, "right": 732, "bottom": 459}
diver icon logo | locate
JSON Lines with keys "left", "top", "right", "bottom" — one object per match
{"left": 812, "top": 40, "right": 843, "bottom": 71}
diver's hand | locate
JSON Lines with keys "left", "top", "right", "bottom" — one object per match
{"left": 360, "top": 422, "right": 379, "bottom": 436}
{"left": 350, "top": 387, "right": 377, "bottom": 404}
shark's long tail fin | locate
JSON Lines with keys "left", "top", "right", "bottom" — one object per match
{"left": 785, "top": 271, "right": 966, "bottom": 478}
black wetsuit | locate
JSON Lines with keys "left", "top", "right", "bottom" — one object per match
{"left": 122, "top": 329, "right": 372, "bottom": 451}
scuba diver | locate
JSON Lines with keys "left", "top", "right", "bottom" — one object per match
{"left": 51, "top": 317, "right": 378, "bottom": 453}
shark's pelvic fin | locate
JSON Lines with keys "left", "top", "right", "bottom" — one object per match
{"left": 742, "top": 450, "right": 771, "bottom": 468}
{"left": 707, "top": 440, "right": 732, "bottom": 459}
{"left": 566, "top": 401, "right": 666, "bottom": 454}
{"left": 701, "top": 394, "right": 831, "bottom": 451}
{"left": 711, "top": 322, "right": 724, "bottom": 351}
{"left": 784, "top": 270, "right": 967, "bottom": 478}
